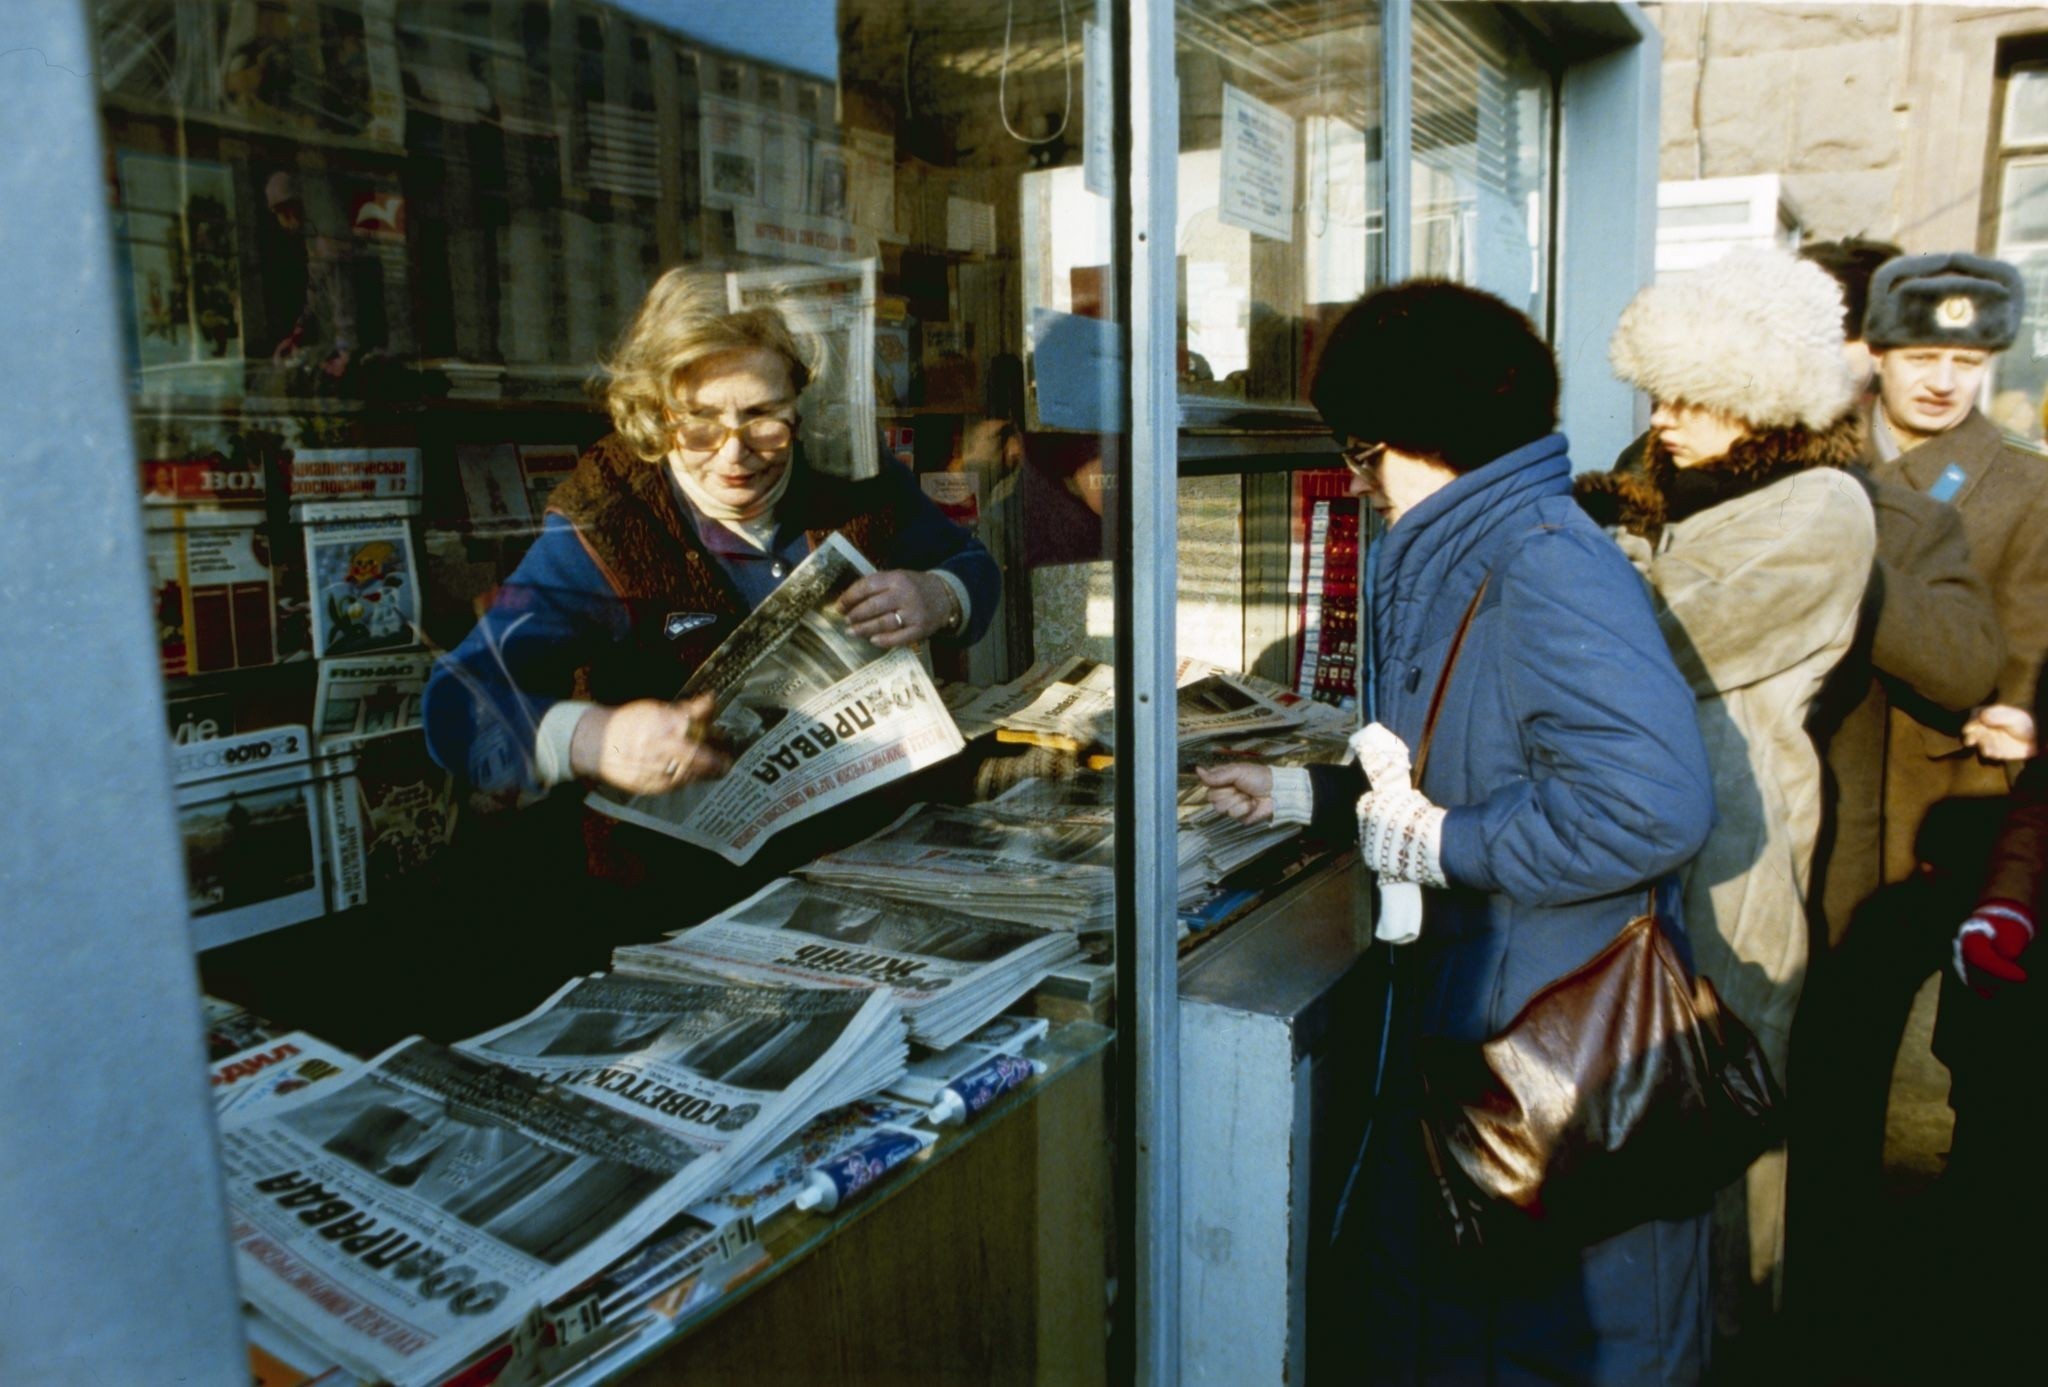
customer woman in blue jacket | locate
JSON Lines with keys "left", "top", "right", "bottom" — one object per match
{"left": 1200, "top": 282, "right": 1717, "bottom": 1384}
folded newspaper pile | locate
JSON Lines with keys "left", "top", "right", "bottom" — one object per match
{"left": 588, "top": 533, "right": 965, "bottom": 864}
{"left": 990, "top": 771, "right": 1299, "bottom": 912}
{"left": 613, "top": 877, "right": 1082, "bottom": 1049}
{"left": 797, "top": 799, "right": 1116, "bottom": 932}
{"left": 220, "top": 970, "right": 905, "bottom": 1386}
{"left": 992, "top": 656, "right": 1309, "bottom": 755}
{"left": 796, "top": 763, "right": 1304, "bottom": 934}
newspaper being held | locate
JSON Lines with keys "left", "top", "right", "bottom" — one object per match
{"left": 587, "top": 533, "right": 966, "bottom": 864}
{"left": 220, "top": 1038, "right": 741, "bottom": 1386}
{"left": 798, "top": 800, "right": 1116, "bottom": 932}
{"left": 994, "top": 656, "right": 1307, "bottom": 754}
{"left": 1188, "top": 663, "right": 1358, "bottom": 768}
{"left": 615, "top": 878, "right": 1082, "bottom": 1048}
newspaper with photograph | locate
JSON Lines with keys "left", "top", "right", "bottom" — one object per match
{"left": 797, "top": 799, "right": 1116, "bottom": 932}
{"left": 613, "top": 877, "right": 1082, "bottom": 1048}
{"left": 211, "top": 1030, "right": 355, "bottom": 1121}
{"left": 220, "top": 1038, "right": 747, "bottom": 1386}
{"left": 987, "top": 770, "right": 1297, "bottom": 910}
{"left": 587, "top": 533, "right": 966, "bottom": 864}
{"left": 940, "top": 658, "right": 1087, "bottom": 741}
{"left": 994, "top": 656, "right": 1307, "bottom": 753}
{"left": 224, "top": 966, "right": 905, "bottom": 1385}
{"left": 456, "top": 971, "right": 907, "bottom": 1166}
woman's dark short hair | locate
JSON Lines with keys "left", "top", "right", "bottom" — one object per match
{"left": 1308, "top": 281, "right": 1558, "bottom": 473}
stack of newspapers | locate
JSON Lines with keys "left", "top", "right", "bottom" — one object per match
{"left": 799, "top": 766, "right": 1306, "bottom": 933}
{"left": 991, "top": 771, "right": 1301, "bottom": 911}
{"left": 798, "top": 799, "right": 1117, "bottom": 932}
{"left": 218, "top": 970, "right": 906, "bottom": 1386}
{"left": 613, "top": 877, "right": 1083, "bottom": 1049}
{"left": 989, "top": 656, "right": 1312, "bottom": 756}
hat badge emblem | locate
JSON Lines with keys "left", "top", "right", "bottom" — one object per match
{"left": 1936, "top": 295, "right": 1976, "bottom": 329}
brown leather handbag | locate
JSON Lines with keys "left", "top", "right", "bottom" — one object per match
{"left": 1406, "top": 581, "right": 1783, "bottom": 1251}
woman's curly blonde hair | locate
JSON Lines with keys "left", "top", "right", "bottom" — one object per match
{"left": 600, "top": 268, "right": 815, "bottom": 462}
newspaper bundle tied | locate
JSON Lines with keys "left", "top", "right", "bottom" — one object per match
{"left": 587, "top": 533, "right": 966, "bottom": 863}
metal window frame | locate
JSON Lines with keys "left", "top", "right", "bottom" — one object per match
{"left": 1110, "top": 0, "right": 1182, "bottom": 1381}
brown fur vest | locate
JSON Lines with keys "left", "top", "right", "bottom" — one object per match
{"left": 545, "top": 433, "right": 898, "bottom": 705}
{"left": 1575, "top": 413, "right": 1866, "bottom": 544}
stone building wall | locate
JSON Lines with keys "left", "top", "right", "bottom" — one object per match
{"left": 1646, "top": 2, "right": 2048, "bottom": 250}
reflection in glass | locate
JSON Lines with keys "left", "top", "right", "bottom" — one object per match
{"left": 1410, "top": 1, "right": 1552, "bottom": 325}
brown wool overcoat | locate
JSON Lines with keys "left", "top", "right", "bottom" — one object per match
{"left": 1865, "top": 408, "right": 2048, "bottom": 881}
{"left": 1811, "top": 472, "right": 2003, "bottom": 945}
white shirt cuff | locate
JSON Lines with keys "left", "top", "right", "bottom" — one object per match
{"left": 535, "top": 700, "right": 598, "bottom": 787}
{"left": 1269, "top": 766, "right": 1314, "bottom": 826}
{"left": 932, "top": 569, "right": 972, "bottom": 637}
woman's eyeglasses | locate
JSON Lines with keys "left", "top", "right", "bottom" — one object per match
{"left": 1340, "top": 440, "right": 1387, "bottom": 479}
{"left": 673, "top": 414, "right": 794, "bottom": 454}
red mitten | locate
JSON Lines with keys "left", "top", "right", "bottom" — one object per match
{"left": 1953, "top": 899, "right": 2035, "bottom": 996}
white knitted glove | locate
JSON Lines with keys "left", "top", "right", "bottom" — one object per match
{"left": 1349, "top": 723, "right": 1448, "bottom": 891}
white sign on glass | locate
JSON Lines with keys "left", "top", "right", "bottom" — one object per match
{"left": 1218, "top": 84, "right": 1296, "bottom": 244}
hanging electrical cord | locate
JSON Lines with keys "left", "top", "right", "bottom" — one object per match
{"left": 998, "top": 0, "right": 1072, "bottom": 145}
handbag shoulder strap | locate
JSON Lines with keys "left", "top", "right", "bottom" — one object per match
{"left": 1410, "top": 577, "right": 1490, "bottom": 789}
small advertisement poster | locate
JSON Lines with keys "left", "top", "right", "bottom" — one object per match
{"left": 921, "top": 472, "right": 982, "bottom": 531}
{"left": 1218, "top": 84, "right": 1297, "bottom": 244}
{"left": 117, "top": 151, "right": 244, "bottom": 397}
{"left": 518, "top": 443, "right": 580, "bottom": 514}
{"left": 305, "top": 517, "right": 419, "bottom": 657}
{"left": 147, "top": 511, "right": 278, "bottom": 677}
{"left": 454, "top": 443, "right": 536, "bottom": 532}
{"left": 701, "top": 95, "right": 764, "bottom": 207}
{"left": 313, "top": 652, "right": 433, "bottom": 752}
{"left": 283, "top": 447, "right": 423, "bottom": 520}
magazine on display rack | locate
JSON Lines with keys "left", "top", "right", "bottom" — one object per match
{"left": 586, "top": 534, "right": 964, "bottom": 864}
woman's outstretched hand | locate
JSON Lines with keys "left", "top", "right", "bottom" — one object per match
{"left": 1197, "top": 762, "right": 1276, "bottom": 824}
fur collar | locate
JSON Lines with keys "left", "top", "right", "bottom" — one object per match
{"left": 1575, "top": 413, "right": 1865, "bottom": 542}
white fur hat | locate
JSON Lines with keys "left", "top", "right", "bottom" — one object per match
{"left": 1609, "top": 247, "right": 1856, "bottom": 431}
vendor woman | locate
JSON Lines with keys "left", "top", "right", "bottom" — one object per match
{"left": 423, "top": 268, "right": 998, "bottom": 883}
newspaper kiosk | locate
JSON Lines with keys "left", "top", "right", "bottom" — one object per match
{"left": 3, "top": 1, "right": 1660, "bottom": 1382}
